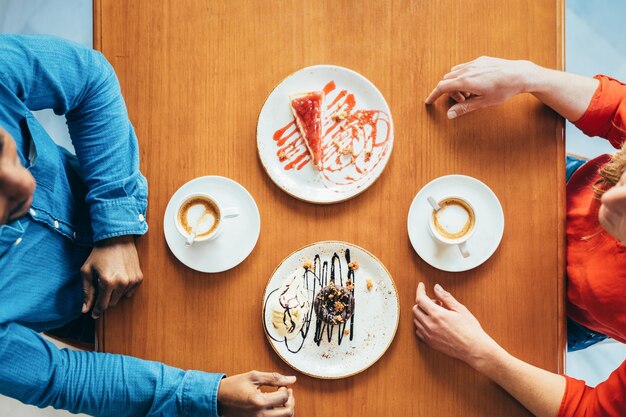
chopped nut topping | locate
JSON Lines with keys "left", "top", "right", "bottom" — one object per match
{"left": 328, "top": 294, "right": 334, "bottom": 299}
{"left": 303, "top": 260, "right": 313, "bottom": 270}
{"left": 343, "top": 329, "right": 350, "bottom": 335}
{"left": 346, "top": 279, "right": 355, "bottom": 291}
{"left": 366, "top": 279, "right": 374, "bottom": 291}
{"left": 277, "top": 149, "right": 287, "bottom": 161}
{"left": 348, "top": 261, "right": 359, "bottom": 271}
{"left": 333, "top": 301, "right": 345, "bottom": 312}
{"left": 336, "top": 316, "right": 344, "bottom": 323}
{"left": 292, "top": 310, "right": 300, "bottom": 317}
{"left": 364, "top": 150, "right": 372, "bottom": 162}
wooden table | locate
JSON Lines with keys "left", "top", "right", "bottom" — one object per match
{"left": 95, "top": 1, "right": 565, "bottom": 415}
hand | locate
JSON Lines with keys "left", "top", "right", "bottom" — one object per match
{"left": 425, "top": 56, "right": 537, "bottom": 119}
{"left": 217, "top": 371, "right": 296, "bottom": 417}
{"left": 412, "top": 282, "right": 500, "bottom": 368}
{"left": 599, "top": 170, "right": 626, "bottom": 244}
{"left": 80, "top": 235, "right": 143, "bottom": 319}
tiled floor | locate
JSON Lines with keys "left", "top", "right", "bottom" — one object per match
{"left": 0, "top": 0, "right": 625, "bottom": 415}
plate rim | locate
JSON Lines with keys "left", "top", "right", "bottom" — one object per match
{"left": 163, "top": 175, "right": 261, "bottom": 273}
{"left": 256, "top": 64, "right": 395, "bottom": 205}
{"left": 407, "top": 174, "right": 505, "bottom": 272}
{"left": 261, "top": 240, "right": 400, "bottom": 379}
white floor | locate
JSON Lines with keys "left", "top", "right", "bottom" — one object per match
{"left": 0, "top": 0, "right": 625, "bottom": 415}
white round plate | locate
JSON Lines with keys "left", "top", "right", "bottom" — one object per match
{"left": 257, "top": 65, "right": 394, "bottom": 204}
{"left": 262, "top": 241, "right": 399, "bottom": 379}
{"left": 407, "top": 175, "right": 505, "bottom": 272}
{"left": 163, "top": 176, "right": 260, "bottom": 273}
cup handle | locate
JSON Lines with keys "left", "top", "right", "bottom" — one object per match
{"left": 223, "top": 207, "right": 239, "bottom": 219}
{"left": 458, "top": 241, "right": 470, "bottom": 258}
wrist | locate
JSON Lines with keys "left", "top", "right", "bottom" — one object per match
{"left": 519, "top": 60, "right": 548, "bottom": 94}
{"left": 466, "top": 339, "right": 509, "bottom": 375}
{"left": 95, "top": 235, "right": 135, "bottom": 247}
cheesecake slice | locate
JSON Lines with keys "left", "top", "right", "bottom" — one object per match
{"left": 290, "top": 91, "right": 325, "bottom": 170}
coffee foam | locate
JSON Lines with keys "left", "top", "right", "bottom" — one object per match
{"left": 432, "top": 198, "right": 474, "bottom": 240}
{"left": 178, "top": 197, "right": 219, "bottom": 237}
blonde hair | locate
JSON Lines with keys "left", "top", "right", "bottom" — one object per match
{"left": 594, "top": 140, "right": 626, "bottom": 197}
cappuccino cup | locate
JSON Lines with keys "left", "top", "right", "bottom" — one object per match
{"left": 427, "top": 195, "right": 476, "bottom": 258}
{"left": 174, "top": 193, "right": 239, "bottom": 245}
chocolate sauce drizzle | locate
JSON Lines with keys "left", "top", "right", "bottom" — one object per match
{"left": 263, "top": 248, "right": 356, "bottom": 354}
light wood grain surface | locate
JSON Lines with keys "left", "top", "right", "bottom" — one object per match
{"left": 95, "top": 1, "right": 565, "bottom": 415}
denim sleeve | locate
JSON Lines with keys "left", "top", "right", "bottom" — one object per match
{"left": 0, "top": 34, "right": 147, "bottom": 241}
{"left": 0, "top": 322, "right": 224, "bottom": 417}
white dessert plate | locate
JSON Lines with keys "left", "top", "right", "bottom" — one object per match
{"left": 262, "top": 241, "right": 399, "bottom": 379}
{"left": 257, "top": 65, "right": 394, "bottom": 204}
{"left": 407, "top": 175, "right": 504, "bottom": 272}
{"left": 163, "top": 176, "right": 260, "bottom": 273}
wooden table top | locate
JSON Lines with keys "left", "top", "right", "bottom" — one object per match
{"left": 95, "top": 1, "right": 565, "bottom": 415}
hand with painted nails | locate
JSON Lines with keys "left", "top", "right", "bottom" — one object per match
{"left": 217, "top": 371, "right": 296, "bottom": 417}
{"left": 412, "top": 282, "right": 499, "bottom": 367}
{"left": 80, "top": 235, "right": 143, "bottom": 319}
{"left": 424, "top": 56, "right": 536, "bottom": 119}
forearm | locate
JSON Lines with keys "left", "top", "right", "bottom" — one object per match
{"left": 0, "top": 322, "right": 223, "bottom": 417}
{"left": 524, "top": 63, "right": 599, "bottom": 122}
{"left": 472, "top": 344, "right": 566, "bottom": 417}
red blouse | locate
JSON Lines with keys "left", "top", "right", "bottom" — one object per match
{"left": 559, "top": 75, "right": 626, "bottom": 417}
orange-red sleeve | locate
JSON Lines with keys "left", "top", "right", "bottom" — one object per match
{"left": 558, "top": 361, "right": 626, "bottom": 417}
{"left": 574, "top": 75, "right": 626, "bottom": 149}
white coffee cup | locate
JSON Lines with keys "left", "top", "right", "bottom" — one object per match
{"left": 174, "top": 193, "right": 239, "bottom": 245}
{"left": 427, "top": 195, "right": 477, "bottom": 258}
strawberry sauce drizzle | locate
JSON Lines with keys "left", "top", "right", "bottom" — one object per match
{"left": 273, "top": 80, "right": 391, "bottom": 188}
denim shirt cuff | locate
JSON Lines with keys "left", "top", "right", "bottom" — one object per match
{"left": 89, "top": 197, "right": 148, "bottom": 242}
{"left": 182, "top": 371, "right": 225, "bottom": 417}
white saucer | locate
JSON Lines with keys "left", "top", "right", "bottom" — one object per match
{"left": 163, "top": 176, "right": 261, "bottom": 273}
{"left": 407, "top": 175, "right": 504, "bottom": 272}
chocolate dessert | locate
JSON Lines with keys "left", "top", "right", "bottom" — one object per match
{"left": 313, "top": 281, "right": 355, "bottom": 325}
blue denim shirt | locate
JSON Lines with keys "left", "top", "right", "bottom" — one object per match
{"left": 0, "top": 35, "right": 223, "bottom": 417}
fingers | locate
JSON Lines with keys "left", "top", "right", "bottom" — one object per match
{"left": 413, "top": 318, "right": 426, "bottom": 342}
{"left": 257, "top": 387, "right": 290, "bottom": 408}
{"left": 92, "top": 277, "right": 113, "bottom": 319}
{"left": 425, "top": 79, "right": 466, "bottom": 104}
{"left": 285, "top": 388, "right": 295, "bottom": 409}
{"left": 447, "top": 96, "right": 485, "bottom": 119}
{"left": 259, "top": 388, "right": 295, "bottom": 417}
{"left": 125, "top": 281, "right": 141, "bottom": 298}
{"left": 109, "top": 288, "right": 125, "bottom": 308}
{"left": 415, "top": 282, "right": 444, "bottom": 316}
{"left": 433, "top": 284, "right": 464, "bottom": 311}
{"left": 81, "top": 265, "right": 95, "bottom": 314}
{"left": 250, "top": 371, "right": 297, "bottom": 387}
{"left": 263, "top": 406, "right": 295, "bottom": 417}
{"left": 451, "top": 62, "right": 470, "bottom": 72}
{"left": 449, "top": 91, "right": 465, "bottom": 103}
